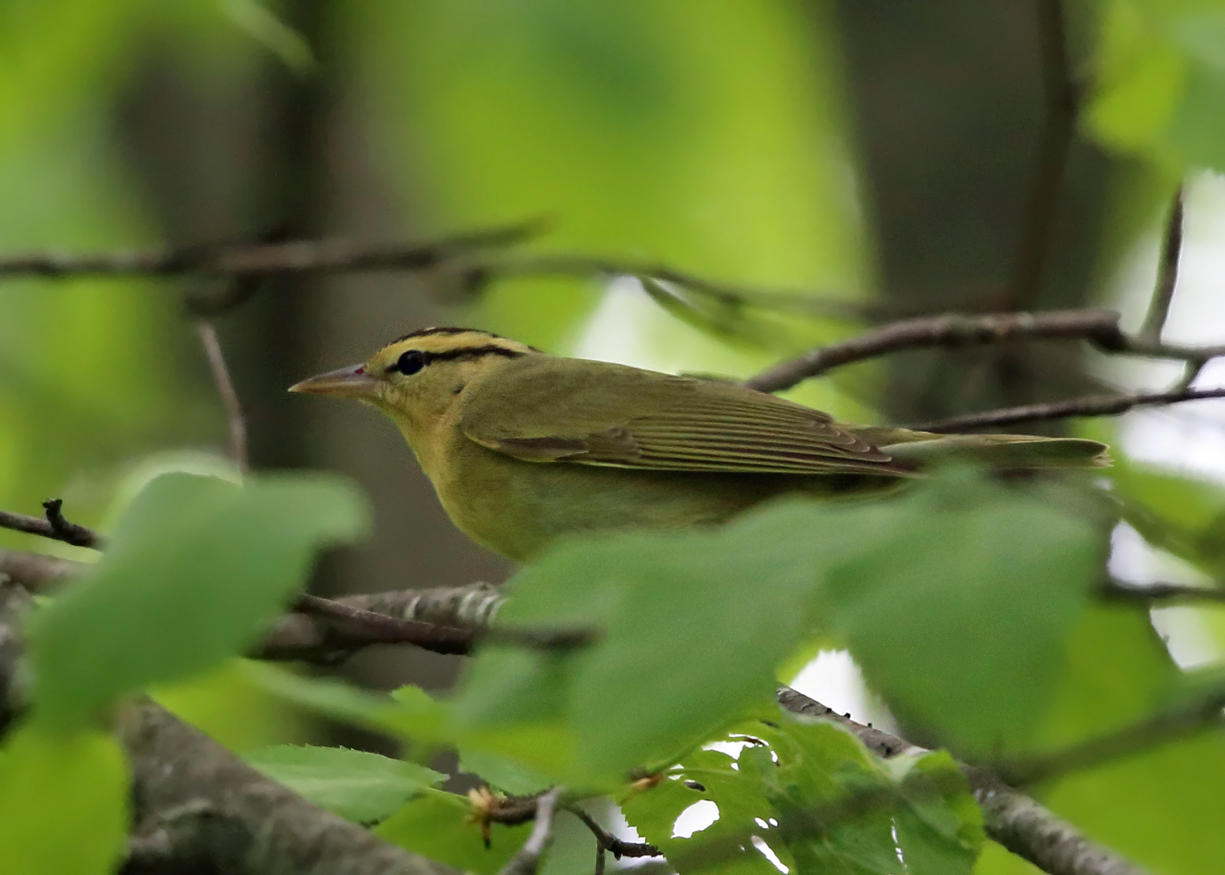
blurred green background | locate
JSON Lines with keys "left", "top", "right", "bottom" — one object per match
{"left": 4, "top": 2, "right": 1225, "bottom": 870}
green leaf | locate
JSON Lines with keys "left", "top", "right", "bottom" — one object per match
{"left": 1015, "top": 606, "right": 1225, "bottom": 875}
{"left": 1088, "top": 0, "right": 1225, "bottom": 172}
{"left": 822, "top": 474, "right": 1102, "bottom": 755}
{"left": 453, "top": 497, "right": 837, "bottom": 780}
{"left": 622, "top": 714, "right": 981, "bottom": 875}
{"left": 239, "top": 662, "right": 438, "bottom": 738}
{"left": 376, "top": 791, "right": 531, "bottom": 874}
{"left": 455, "top": 470, "right": 1099, "bottom": 780}
{"left": 245, "top": 744, "right": 443, "bottom": 823}
{"left": 0, "top": 724, "right": 129, "bottom": 875}
{"left": 29, "top": 472, "right": 369, "bottom": 729}
{"left": 1111, "top": 459, "right": 1225, "bottom": 577}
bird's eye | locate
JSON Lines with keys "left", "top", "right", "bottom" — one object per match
{"left": 391, "top": 350, "right": 425, "bottom": 376}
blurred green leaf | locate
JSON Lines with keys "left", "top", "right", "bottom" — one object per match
{"left": 1009, "top": 606, "right": 1225, "bottom": 875}
{"left": 0, "top": 724, "right": 128, "bottom": 875}
{"left": 376, "top": 790, "right": 531, "bottom": 874}
{"left": 245, "top": 744, "right": 443, "bottom": 823}
{"left": 823, "top": 474, "right": 1102, "bottom": 755}
{"left": 452, "top": 498, "right": 838, "bottom": 781}
{"left": 220, "top": 0, "right": 316, "bottom": 73}
{"left": 453, "top": 471, "right": 1100, "bottom": 778}
{"left": 29, "top": 472, "right": 369, "bottom": 729}
{"left": 364, "top": 0, "right": 866, "bottom": 357}
{"left": 1111, "top": 459, "right": 1225, "bottom": 577}
{"left": 1088, "top": 0, "right": 1225, "bottom": 171}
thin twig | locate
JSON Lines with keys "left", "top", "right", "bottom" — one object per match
{"left": 498, "top": 788, "right": 563, "bottom": 875}
{"left": 0, "top": 219, "right": 545, "bottom": 278}
{"left": 1138, "top": 185, "right": 1186, "bottom": 342}
{"left": 196, "top": 321, "right": 250, "bottom": 474}
{"left": 777, "top": 688, "right": 1146, "bottom": 875}
{"left": 0, "top": 502, "right": 103, "bottom": 549}
{"left": 1006, "top": 0, "right": 1078, "bottom": 308}
{"left": 566, "top": 806, "right": 660, "bottom": 861}
{"left": 910, "top": 387, "right": 1225, "bottom": 432}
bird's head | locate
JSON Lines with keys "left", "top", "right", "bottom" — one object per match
{"left": 289, "top": 327, "right": 537, "bottom": 436}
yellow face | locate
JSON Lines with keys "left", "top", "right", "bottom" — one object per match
{"left": 289, "top": 327, "right": 535, "bottom": 434}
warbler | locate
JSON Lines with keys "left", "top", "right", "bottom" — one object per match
{"left": 290, "top": 327, "right": 1106, "bottom": 561}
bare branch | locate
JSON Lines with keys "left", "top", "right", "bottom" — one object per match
{"left": 910, "top": 387, "right": 1225, "bottom": 432}
{"left": 117, "top": 700, "right": 439, "bottom": 875}
{"left": 566, "top": 806, "right": 661, "bottom": 862}
{"left": 0, "top": 219, "right": 545, "bottom": 278}
{"left": 777, "top": 688, "right": 1146, "bottom": 875}
{"left": 195, "top": 321, "right": 250, "bottom": 475}
{"left": 744, "top": 307, "right": 1225, "bottom": 394}
{"left": 0, "top": 500, "right": 103, "bottom": 549}
{"left": 498, "top": 788, "right": 563, "bottom": 875}
{"left": 1138, "top": 185, "right": 1186, "bottom": 342}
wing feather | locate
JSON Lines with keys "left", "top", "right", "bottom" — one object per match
{"left": 459, "top": 356, "right": 904, "bottom": 476}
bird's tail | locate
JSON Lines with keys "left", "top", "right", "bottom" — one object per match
{"left": 850, "top": 426, "right": 1110, "bottom": 469}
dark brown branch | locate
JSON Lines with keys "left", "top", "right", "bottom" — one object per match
{"left": 0, "top": 219, "right": 544, "bottom": 278}
{"left": 1006, "top": 0, "right": 1078, "bottom": 308}
{"left": 0, "top": 501, "right": 103, "bottom": 549}
{"left": 995, "top": 684, "right": 1225, "bottom": 786}
{"left": 910, "top": 387, "right": 1225, "bottom": 432}
{"left": 744, "top": 308, "right": 1225, "bottom": 394}
{"left": 566, "top": 806, "right": 660, "bottom": 862}
{"left": 1138, "top": 186, "right": 1186, "bottom": 342}
{"left": 777, "top": 688, "right": 1145, "bottom": 875}
{"left": 195, "top": 321, "right": 250, "bottom": 474}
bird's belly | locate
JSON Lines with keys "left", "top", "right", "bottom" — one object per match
{"left": 430, "top": 443, "right": 793, "bottom": 562}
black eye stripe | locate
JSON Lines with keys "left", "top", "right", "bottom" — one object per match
{"left": 386, "top": 344, "right": 526, "bottom": 376}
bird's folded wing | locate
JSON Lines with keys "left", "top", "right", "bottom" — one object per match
{"left": 458, "top": 357, "right": 904, "bottom": 475}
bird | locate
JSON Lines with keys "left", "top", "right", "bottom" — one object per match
{"left": 290, "top": 327, "right": 1107, "bottom": 561}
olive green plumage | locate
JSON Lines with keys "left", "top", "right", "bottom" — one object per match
{"left": 291, "top": 328, "right": 1107, "bottom": 561}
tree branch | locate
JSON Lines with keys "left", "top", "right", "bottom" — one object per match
{"left": 1138, "top": 185, "right": 1186, "bottom": 343}
{"left": 743, "top": 307, "right": 1225, "bottom": 394}
{"left": 777, "top": 687, "right": 1147, "bottom": 875}
{"left": 566, "top": 805, "right": 661, "bottom": 863}
{"left": 195, "top": 320, "right": 250, "bottom": 475}
{"left": 909, "top": 387, "right": 1225, "bottom": 432}
{"left": 498, "top": 787, "right": 563, "bottom": 875}
{"left": 0, "top": 219, "right": 544, "bottom": 278}
{"left": 0, "top": 500, "right": 104, "bottom": 549}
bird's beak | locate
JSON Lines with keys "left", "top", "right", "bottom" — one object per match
{"left": 288, "top": 364, "right": 379, "bottom": 398}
